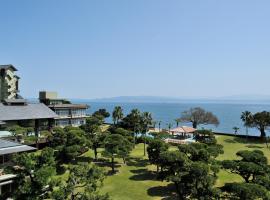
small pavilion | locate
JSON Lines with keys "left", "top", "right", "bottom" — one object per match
{"left": 170, "top": 126, "right": 197, "bottom": 138}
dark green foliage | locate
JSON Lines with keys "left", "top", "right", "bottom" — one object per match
{"left": 102, "top": 134, "right": 132, "bottom": 173}
{"left": 109, "top": 127, "right": 134, "bottom": 144}
{"left": 6, "top": 125, "right": 27, "bottom": 136}
{"left": 51, "top": 127, "right": 88, "bottom": 163}
{"left": 81, "top": 116, "right": 108, "bottom": 160}
{"left": 91, "top": 132, "right": 106, "bottom": 160}
{"left": 222, "top": 150, "right": 268, "bottom": 183}
{"left": 150, "top": 131, "right": 170, "bottom": 140}
{"left": 222, "top": 183, "right": 270, "bottom": 200}
{"left": 241, "top": 111, "right": 270, "bottom": 138}
{"left": 179, "top": 142, "right": 223, "bottom": 161}
{"left": 110, "top": 127, "right": 131, "bottom": 137}
{"left": 93, "top": 109, "right": 110, "bottom": 119}
{"left": 112, "top": 106, "right": 124, "bottom": 125}
{"left": 140, "top": 112, "right": 153, "bottom": 156}
{"left": 222, "top": 150, "right": 270, "bottom": 199}
{"left": 81, "top": 116, "right": 103, "bottom": 134}
{"left": 52, "top": 163, "right": 109, "bottom": 200}
{"left": 178, "top": 107, "right": 219, "bottom": 129}
{"left": 158, "top": 150, "right": 220, "bottom": 200}
{"left": 9, "top": 148, "right": 56, "bottom": 200}
{"left": 155, "top": 136, "right": 223, "bottom": 200}
{"left": 50, "top": 127, "right": 67, "bottom": 147}
{"left": 194, "top": 129, "right": 217, "bottom": 145}
{"left": 121, "top": 109, "right": 141, "bottom": 133}
{"left": 147, "top": 139, "right": 169, "bottom": 172}
{"left": 120, "top": 109, "right": 153, "bottom": 155}
{"left": 187, "top": 162, "right": 220, "bottom": 199}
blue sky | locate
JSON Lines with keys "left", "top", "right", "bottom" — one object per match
{"left": 1, "top": 0, "right": 270, "bottom": 99}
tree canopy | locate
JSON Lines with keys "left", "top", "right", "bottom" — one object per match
{"left": 147, "top": 139, "right": 169, "bottom": 172}
{"left": 222, "top": 150, "right": 270, "bottom": 199}
{"left": 102, "top": 134, "right": 132, "bottom": 173}
{"left": 178, "top": 107, "right": 219, "bottom": 129}
{"left": 9, "top": 148, "right": 56, "bottom": 200}
{"left": 112, "top": 106, "right": 124, "bottom": 125}
{"left": 241, "top": 111, "right": 270, "bottom": 138}
{"left": 50, "top": 127, "right": 88, "bottom": 163}
{"left": 93, "top": 109, "right": 110, "bottom": 119}
{"left": 156, "top": 138, "right": 223, "bottom": 200}
{"left": 52, "top": 163, "right": 109, "bottom": 200}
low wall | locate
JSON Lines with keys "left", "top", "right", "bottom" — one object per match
{"left": 213, "top": 131, "right": 260, "bottom": 139}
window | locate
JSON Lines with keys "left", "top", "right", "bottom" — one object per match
{"left": 55, "top": 109, "right": 70, "bottom": 117}
{"left": 70, "top": 119, "right": 86, "bottom": 126}
{"left": 55, "top": 119, "right": 70, "bottom": 127}
{"left": 71, "top": 109, "right": 86, "bottom": 117}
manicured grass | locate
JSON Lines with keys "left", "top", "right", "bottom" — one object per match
{"left": 217, "top": 135, "right": 270, "bottom": 161}
{"left": 98, "top": 144, "right": 172, "bottom": 200}
{"left": 216, "top": 135, "right": 270, "bottom": 187}
{"left": 57, "top": 135, "right": 270, "bottom": 200}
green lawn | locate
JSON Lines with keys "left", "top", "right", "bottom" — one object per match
{"left": 100, "top": 144, "right": 171, "bottom": 200}
{"left": 63, "top": 135, "right": 270, "bottom": 200}
{"left": 216, "top": 135, "right": 270, "bottom": 187}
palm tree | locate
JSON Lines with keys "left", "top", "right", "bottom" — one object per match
{"left": 130, "top": 109, "right": 141, "bottom": 140}
{"left": 158, "top": 121, "right": 162, "bottom": 132}
{"left": 152, "top": 121, "right": 157, "bottom": 130}
{"left": 112, "top": 106, "right": 124, "bottom": 125}
{"left": 241, "top": 111, "right": 252, "bottom": 140}
{"left": 233, "top": 127, "right": 240, "bottom": 135}
{"left": 141, "top": 112, "right": 153, "bottom": 156}
{"left": 167, "top": 123, "right": 173, "bottom": 133}
{"left": 175, "top": 119, "right": 181, "bottom": 127}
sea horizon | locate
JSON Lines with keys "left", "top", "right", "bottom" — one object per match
{"left": 69, "top": 100, "right": 270, "bottom": 137}
{"left": 27, "top": 96, "right": 270, "bottom": 137}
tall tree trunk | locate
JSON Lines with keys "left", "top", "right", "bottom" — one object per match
{"left": 111, "top": 157, "right": 115, "bottom": 173}
{"left": 192, "top": 121, "right": 197, "bottom": 129}
{"left": 144, "top": 133, "right": 146, "bottom": 156}
{"left": 174, "top": 182, "right": 184, "bottom": 200}
{"left": 246, "top": 127, "right": 249, "bottom": 142}
{"left": 94, "top": 148, "right": 98, "bottom": 160}
{"left": 260, "top": 128, "right": 266, "bottom": 141}
{"left": 259, "top": 128, "right": 269, "bottom": 148}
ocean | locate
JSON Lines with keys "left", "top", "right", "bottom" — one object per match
{"left": 77, "top": 101, "right": 270, "bottom": 137}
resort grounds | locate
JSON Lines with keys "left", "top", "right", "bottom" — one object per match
{"left": 55, "top": 134, "right": 270, "bottom": 200}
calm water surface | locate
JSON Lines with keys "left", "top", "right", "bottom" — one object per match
{"left": 75, "top": 101, "right": 270, "bottom": 137}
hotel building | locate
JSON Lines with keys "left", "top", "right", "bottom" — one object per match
{"left": 0, "top": 65, "right": 20, "bottom": 101}
{"left": 39, "top": 91, "right": 89, "bottom": 127}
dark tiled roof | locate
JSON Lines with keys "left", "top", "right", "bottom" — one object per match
{"left": 49, "top": 104, "right": 89, "bottom": 109}
{"left": 4, "top": 99, "right": 27, "bottom": 104}
{"left": 0, "top": 64, "right": 17, "bottom": 71}
{"left": 0, "top": 103, "right": 58, "bottom": 121}
{"left": 0, "top": 139, "right": 36, "bottom": 155}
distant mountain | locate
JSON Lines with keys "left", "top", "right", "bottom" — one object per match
{"left": 88, "top": 96, "right": 187, "bottom": 103}
{"left": 217, "top": 94, "right": 270, "bottom": 101}
{"left": 85, "top": 95, "right": 270, "bottom": 104}
{"left": 27, "top": 95, "right": 270, "bottom": 104}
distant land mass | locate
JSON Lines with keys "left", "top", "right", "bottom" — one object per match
{"left": 27, "top": 95, "right": 270, "bottom": 104}
{"left": 73, "top": 95, "right": 270, "bottom": 104}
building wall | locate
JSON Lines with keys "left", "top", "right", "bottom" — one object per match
{"left": 55, "top": 118, "right": 86, "bottom": 127}
{"left": 53, "top": 108, "right": 87, "bottom": 127}
{"left": 0, "top": 68, "right": 19, "bottom": 101}
{"left": 39, "top": 91, "right": 58, "bottom": 100}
